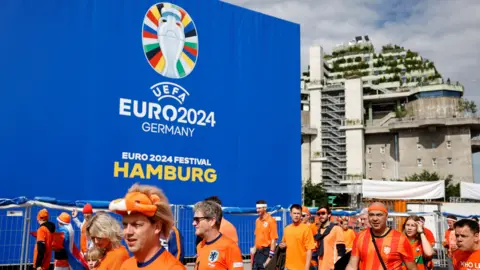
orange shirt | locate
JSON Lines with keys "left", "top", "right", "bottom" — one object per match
{"left": 402, "top": 239, "right": 426, "bottom": 270}
{"left": 444, "top": 229, "right": 458, "bottom": 257}
{"left": 281, "top": 223, "right": 316, "bottom": 270}
{"left": 351, "top": 229, "right": 414, "bottom": 270}
{"left": 318, "top": 225, "right": 345, "bottom": 270}
{"left": 98, "top": 246, "right": 130, "bottom": 270}
{"left": 254, "top": 214, "right": 278, "bottom": 248}
{"left": 343, "top": 228, "right": 356, "bottom": 251}
{"left": 195, "top": 234, "right": 244, "bottom": 270}
{"left": 220, "top": 218, "right": 239, "bottom": 245}
{"left": 80, "top": 222, "right": 88, "bottom": 254}
{"left": 121, "top": 247, "right": 185, "bottom": 270}
{"left": 33, "top": 226, "right": 53, "bottom": 270}
{"left": 453, "top": 249, "right": 480, "bottom": 270}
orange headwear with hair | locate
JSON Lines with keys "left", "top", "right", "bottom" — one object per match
{"left": 37, "top": 209, "right": 49, "bottom": 221}
{"left": 109, "top": 191, "right": 161, "bottom": 217}
{"left": 368, "top": 204, "right": 388, "bottom": 214}
{"left": 302, "top": 206, "right": 311, "bottom": 216}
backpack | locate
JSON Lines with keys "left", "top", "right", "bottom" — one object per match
{"left": 51, "top": 232, "right": 65, "bottom": 252}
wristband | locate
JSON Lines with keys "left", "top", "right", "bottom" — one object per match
{"left": 269, "top": 250, "right": 275, "bottom": 257}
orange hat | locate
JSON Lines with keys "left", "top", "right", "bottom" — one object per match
{"left": 109, "top": 191, "right": 160, "bottom": 217}
{"left": 302, "top": 206, "right": 311, "bottom": 216}
{"left": 57, "top": 212, "right": 71, "bottom": 225}
{"left": 37, "top": 209, "right": 49, "bottom": 221}
{"left": 83, "top": 203, "right": 93, "bottom": 214}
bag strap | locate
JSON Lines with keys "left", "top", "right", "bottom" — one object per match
{"left": 370, "top": 228, "right": 390, "bottom": 270}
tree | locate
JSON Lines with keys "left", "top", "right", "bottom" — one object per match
{"left": 404, "top": 170, "right": 459, "bottom": 200}
{"left": 303, "top": 179, "right": 328, "bottom": 206}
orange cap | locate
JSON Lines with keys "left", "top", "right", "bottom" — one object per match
{"left": 57, "top": 212, "right": 71, "bottom": 224}
{"left": 83, "top": 203, "right": 93, "bottom": 214}
{"left": 302, "top": 206, "right": 311, "bottom": 216}
{"left": 37, "top": 209, "right": 49, "bottom": 221}
{"left": 109, "top": 191, "right": 160, "bottom": 217}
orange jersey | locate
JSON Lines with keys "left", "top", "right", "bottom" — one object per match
{"left": 401, "top": 239, "right": 426, "bottom": 270}
{"left": 33, "top": 224, "right": 54, "bottom": 270}
{"left": 254, "top": 214, "right": 278, "bottom": 248}
{"left": 98, "top": 246, "right": 130, "bottom": 270}
{"left": 318, "top": 225, "right": 345, "bottom": 270}
{"left": 220, "top": 218, "right": 239, "bottom": 245}
{"left": 121, "top": 247, "right": 185, "bottom": 270}
{"left": 453, "top": 249, "right": 480, "bottom": 270}
{"left": 80, "top": 222, "right": 88, "bottom": 253}
{"left": 281, "top": 223, "right": 315, "bottom": 270}
{"left": 195, "top": 234, "right": 244, "bottom": 270}
{"left": 343, "top": 228, "right": 356, "bottom": 251}
{"left": 352, "top": 229, "right": 414, "bottom": 270}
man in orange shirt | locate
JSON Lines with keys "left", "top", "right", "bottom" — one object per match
{"left": 346, "top": 202, "right": 417, "bottom": 270}
{"left": 72, "top": 203, "right": 94, "bottom": 255}
{"left": 33, "top": 209, "right": 55, "bottom": 270}
{"left": 443, "top": 215, "right": 458, "bottom": 269}
{"left": 196, "top": 196, "right": 239, "bottom": 247}
{"left": 279, "top": 204, "right": 315, "bottom": 270}
{"left": 193, "top": 200, "right": 244, "bottom": 269}
{"left": 341, "top": 218, "right": 356, "bottom": 252}
{"left": 314, "top": 205, "right": 346, "bottom": 270}
{"left": 452, "top": 219, "right": 480, "bottom": 270}
{"left": 109, "top": 183, "right": 185, "bottom": 270}
{"left": 252, "top": 200, "right": 278, "bottom": 270}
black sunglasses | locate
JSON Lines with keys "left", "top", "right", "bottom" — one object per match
{"left": 193, "top": 216, "right": 211, "bottom": 223}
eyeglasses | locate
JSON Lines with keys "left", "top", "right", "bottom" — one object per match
{"left": 301, "top": 214, "right": 307, "bottom": 218}
{"left": 193, "top": 216, "right": 211, "bottom": 223}
{"left": 317, "top": 211, "right": 327, "bottom": 216}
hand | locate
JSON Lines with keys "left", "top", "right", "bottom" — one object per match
{"left": 72, "top": 208, "right": 78, "bottom": 218}
{"left": 279, "top": 242, "right": 286, "bottom": 249}
{"left": 416, "top": 221, "right": 424, "bottom": 233}
{"left": 37, "top": 267, "right": 42, "bottom": 270}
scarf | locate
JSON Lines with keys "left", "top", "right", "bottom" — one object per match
{"left": 315, "top": 223, "right": 335, "bottom": 257}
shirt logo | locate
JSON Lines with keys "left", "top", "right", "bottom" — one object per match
{"left": 383, "top": 246, "right": 391, "bottom": 255}
{"left": 263, "top": 221, "right": 268, "bottom": 227}
{"left": 208, "top": 250, "right": 219, "bottom": 263}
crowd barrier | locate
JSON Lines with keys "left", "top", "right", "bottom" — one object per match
{"left": 0, "top": 198, "right": 468, "bottom": 269}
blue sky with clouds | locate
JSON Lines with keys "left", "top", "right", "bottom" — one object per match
{"left": 223, "top": 0, "right": 480, "bottom": 183}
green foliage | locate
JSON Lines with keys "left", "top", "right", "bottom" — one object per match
{"left": 458, "top": 98, "right": 478, "bottom": 114}
{"left": 303, "top": 179, "right": 328, "bottom": 206}
{"left": 404, "top": 170, "right": 459, "bottom": 200}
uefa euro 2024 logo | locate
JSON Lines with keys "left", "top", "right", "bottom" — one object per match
{"left": 142, "top": 3, "right": 198, "bottom": 79}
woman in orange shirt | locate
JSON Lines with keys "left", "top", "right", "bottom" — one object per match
{"left": 402, "top": 216, "right": 434, "bottom": 270}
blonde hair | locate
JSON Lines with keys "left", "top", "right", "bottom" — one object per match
{"left": 85, "top": 246, "right": 104, "bottom": 261}
{"left": 86, "top": 212, "right": 123, "bottom": 248}
{"left": 127, "top": 183, "right": 174, "bottom": 239}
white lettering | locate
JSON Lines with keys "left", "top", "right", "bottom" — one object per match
{"left": 119, "top": 98, "right": 131, "bottom": 116}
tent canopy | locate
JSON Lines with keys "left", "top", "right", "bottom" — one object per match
{"left": 362, "top": 180, "right": 445, "bottom": 200}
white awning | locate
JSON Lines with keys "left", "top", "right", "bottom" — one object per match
{"left": 460, "top": 182, "right": 480, "bottom": 200}
{"left": 362, "top": 180, "right": 445, "bottom": 200}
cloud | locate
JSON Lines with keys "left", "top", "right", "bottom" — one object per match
{"left": 223, "top": 0, "right": 480, "bottom": 182}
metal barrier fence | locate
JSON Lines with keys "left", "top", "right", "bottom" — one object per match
{"left": 0, "top": 203, "right": 452, "bottom": 269}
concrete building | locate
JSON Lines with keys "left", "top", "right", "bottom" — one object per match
{"left": 301, "top": 36, "right": 480, "bottom": 205}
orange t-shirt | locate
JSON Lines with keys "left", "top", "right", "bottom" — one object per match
{"left": 281, "top": 223, "right": 316, "bottom": 270}
{"left": 98, "top": 245, "right": 130, "bottom": 270}
{"left": 453, "top": 249, "right": 480, "bottom": 270}
{"left": 33, "top": 226, "right": 53, "bottom": 270}
{"left": 401, "top": 239, "right": 426, "bottom": 270}
{"left": 80, "top": 222, "right": 88, "bottom": 254}
{"left": 254, "top": 214, "right": 278, "bottom": 248}
{"left": 343, "top": 228, "right": 356, "bottom": 251}
{"left": 121, "top": 247, "right": 185, "bottom": 270}
{"left": 195, "top": 234, "right": 244, "bottom": 270}
{"left": 351, "top": 229, "right": 414, "bottom": 270}
{"left": 220, "top": 218, "right": 239, "bottom": 245}
{"left": 318, "top": 225, "right": 345, "bottom": 270}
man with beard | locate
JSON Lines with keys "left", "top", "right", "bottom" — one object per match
{"left": 314, "top": 205, "right": 346, "bottom": 270}
{"left": 452, "top": 219, "right": 480, "bottom": 270}
{"left": 346, "top": 202, "right": 417, "bottom": 270}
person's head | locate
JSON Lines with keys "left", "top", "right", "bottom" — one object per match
{"left": 86, "top": 212, "right": 123, "bottom": 250}
{"left": 83, "top": 203, "right": 94, "bottom": 221}
{"left": 454, "top": 219, "right": 480, "bottom": 251}
{"left": 358, "top": 208, "right": 370, "bottom": 228}
{"left": 290, "top": 204, "right": 302, "bottom": 224}
{"left": 341, "top": 219, "right": 349, "bottom": 231}
{"left": 472, "top": 217, "right": 479, "bottom": 222}
{"left": 57, "top": 212, "right": 71, "bottom": 227}
{"left": 37, "top": 209, "right": 49, "bottom": 225}
{"left": 108, "top": 184, "right": 173, "bottom": 257}
{"left": 447, "top": 215, "right": 457, "bottom": 229}
{"left": 301, "top": 206, "right": 311, "bottom": 224}
{"left": 193, "top": 200, "right": 223, "bottom": 238}
{"left": 205, "top": 196, "right": 222, "bottom": 206}
{"left": 316, "top": 204, "right": 331, "bottom": 224}
{"left": 368, "top": 202, "right": 388, "bottom": 231}
{"left": 402, "top": 216, "right": 421, "bottom": 239}
{"left": 256, "top": 200, "right": 267, "bottom": 216}
{"left": 85, "top": 246, "right": 104, "bottom": 269}
{"left": 418, "top": 216, "right": 425, "bottom": 223}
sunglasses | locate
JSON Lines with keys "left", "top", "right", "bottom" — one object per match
{"left": 317, "top": 211, "right": 327, "bottom": 216}
{"left": 301, "top": 214, "right": 307, "bottom": 218}
{"left": 193, "top": 216, "right": 211, "bottom": 223}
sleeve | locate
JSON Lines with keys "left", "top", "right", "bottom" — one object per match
{"left": 351, "top": 232, "right": 362, "bottom": 257}
{"left": 425, "top": 229, "right": 436, "bottom": 246}
{"left": 335, "top": 227, "right": 346, "bottom": 257}
{"left": 72, "top": 217, "right": 82, "bottom": 229}
{"left": 400, "top": 235, "right": 415, "bottom": 263}
{"left": 269, "top": 218, "right": 278, "bottom": 240}
{"left": 227, "top": 243, "right": 245, "bottom": 269}
{"left": 304, "top": 227, "right": 316, "bottom": 250}
{"left": 35, "top": 242, "right": 46, "bottom": 268}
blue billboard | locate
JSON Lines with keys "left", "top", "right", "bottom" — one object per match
{"left": 0, "top": 0, "right": 301, "bottom": 207}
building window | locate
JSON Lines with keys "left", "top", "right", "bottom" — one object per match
{"left": 431, "top": 142, "right": 436, "bottom": 149}
{"left": 417, "top": 158, "right": 422, "bottom": 167}
{"left": 447, "top": 141, "right": 451, "bottom": 149}
{"left": 364, "top": 56, "right": 370, "bottom": 61}
{"left": 447, "top": 157, "right": 452, "bottom": 165}
{"left": 417, "top": 143, "right": 421, "bottom": 150}
{"left": 367, "top": 147, "right": 372, "bottom": 154}
{"left": 382, "top": 162, "right": 386, "bottom": 169}
{"left": 380, "top": 146, "right": 385, "bottom": 154}
{"left": 432, "top": 158, "right": 437, "bottom": 166}
{"left": 368, "top": 163, "right": 372, "bottom": 169}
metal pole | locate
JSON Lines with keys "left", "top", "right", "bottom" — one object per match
{"left": 20, "top": 206, "right": 28, "bottom": 270}
{"left": 24, "top": 206, "right": 32, "bottom": 270}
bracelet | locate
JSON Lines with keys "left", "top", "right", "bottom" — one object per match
{"left": 269, "top": 250, "right": 275, "bottom": 256}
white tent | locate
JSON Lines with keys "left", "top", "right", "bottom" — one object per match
{"left": 362, "top": 179, "right": 445, "bottom": 200}
{"left": 460, "top": 182, "right": 480, "bottom": 200}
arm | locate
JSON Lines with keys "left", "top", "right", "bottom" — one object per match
{"left": 304, "top": 227, "right": 316, "bottom": 270}
{"left": 346, "top": 231, "right": 361, "bottom": 270}
{"left": 345, "top": 256, "right": 359, "bottom": 270}
{"left": 304, "top": 249, "right": 312, "bottom": 270}
{"left": 264, "top": 218, "right": 279, "bottom": 266}
{"left": 72, "top": 217, "right": 82, "bottom": 229}
{"left": 35, "top": 228, "right": 47, "bottom": 268}
{"left": 419, "top": 233, "right": 434, "bottom": 258}
{"left": 404, "top": 261, "right": 418, "bottom": 270}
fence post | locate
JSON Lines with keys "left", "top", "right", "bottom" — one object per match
{"left": 282, "top": 208, "right": 287, "bottom": 230}
{"left": 24, "top": 205, "right": 32, "bottom": 269}
{"left": 19, "top": 206, "right": 28, "bottom": 270}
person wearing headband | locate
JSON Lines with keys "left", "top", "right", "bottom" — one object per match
{"left": 109, "top": 184, "right": 185, "bottom": 270}
{"left": 252, "top": 200, "right": 278, "bottom": 270}
{"left": 193, "top": 200, "right": 243, "bottom": 269}
{"left": 346, "top": 202, "right": 416, "bottom": 270}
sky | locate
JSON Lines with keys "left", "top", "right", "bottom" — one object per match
{"left": 223, "top": 0, "right": 480, "bottom": 183}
